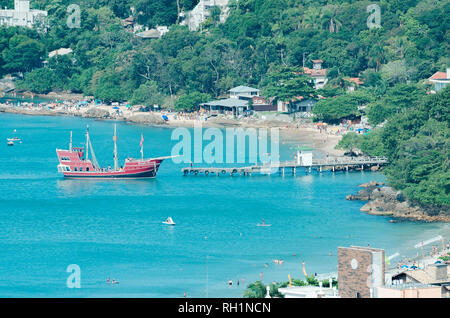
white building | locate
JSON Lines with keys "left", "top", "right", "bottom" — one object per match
{"left": 180, "top": 0, "right": 230, "bottom": 31}
{"left": 228, "top": 85, "right": 260, "bottom": 99}
{"left": 0, "top": 0, "right": 47, "bottom": 29}
{"left": 278, "top": 282, "right": 339, "bottom": 298}
{"left": 428, "top": 68, "right": 450, "bottom": 93}
{"left": 303, "top": 60, "right": 328, "bottom": 89}
{"left": 48, "top": 48, "right": 73, "bottom": 59}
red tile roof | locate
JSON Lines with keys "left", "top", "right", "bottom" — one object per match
{"left": 312, "top": 59, "right": 323, "bottom": 63}
{"left": 345, "top": 77, "right": 364, "bottom": 85}
{"left": 303, "top": 67, "right": 327, "bottom": 77}
{"left": 429, "top": 71, "right": 448, "bottom": 80}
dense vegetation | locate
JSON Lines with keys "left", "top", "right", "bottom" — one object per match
{"left": 0, "top": 0, "right": 448, "bottom": 209}
{"left": 336, "top": 86, "right": 449, "bottom": 209}
{"left": 0, "top": 0, "right": 447, "bottom": 104}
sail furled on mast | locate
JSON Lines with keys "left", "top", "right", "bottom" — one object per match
{"left": 87, "top": 134, "right": 100, "bottom": 170}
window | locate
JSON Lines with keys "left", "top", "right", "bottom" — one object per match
{"left": 74, "top": 167, "right": 77, "bottom": 171}
{"left": 86, "top": 167, "right": 89, "bottom": 171}
{"left": 80, "top": 167, "right": 83, "bottom": 171}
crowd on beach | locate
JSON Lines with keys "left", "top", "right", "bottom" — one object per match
{"left": 0, "top": 93, "right": 373, "bottom": 159}
{"left": 0, "top": 94, "right": 370, "bottom": 132}
{"left": 391, "top": 243, "right": 450, "bottom": 276}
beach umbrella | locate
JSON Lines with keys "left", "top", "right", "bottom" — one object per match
{"left": 410, "top": 265, "right": 418, "bottom": 269}
{"left": 401, "top": 265, "right": 408, "bottom": 269}
{"left": 112, "top": 106, "right": 119, "bottom": 110}
{"left": 162, "top": 115, "right": 169, "bottom": 121}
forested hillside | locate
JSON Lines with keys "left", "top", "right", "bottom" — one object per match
{"left": 0, "top": 0, "right": 448, "bottom": 102}
{"left": 0, "top": 0, "right": 449, "bottom": 209}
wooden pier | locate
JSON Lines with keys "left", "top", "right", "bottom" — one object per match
{"left": 182, "top": 156, "right": 388, "bottom": 177}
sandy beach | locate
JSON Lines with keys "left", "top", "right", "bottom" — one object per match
{"left": 0, "top": 102, "right": 347, "bottom": 157}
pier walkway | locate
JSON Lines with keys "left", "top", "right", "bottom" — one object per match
{"left": 182, "top": 156, "right": 388, "bottom": 176}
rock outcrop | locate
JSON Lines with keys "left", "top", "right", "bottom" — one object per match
{"left": 82, "top": 107, "right": 111, "bottom": 119}
{"left": 347, "top": 182, "right": 450, "bottom": 222}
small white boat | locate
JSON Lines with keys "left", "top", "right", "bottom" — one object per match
{"left": 7, "top": 137, "right": 20, "bottom": 142}
{"left": 163, "top": 217, "right": 176, "bottom": 225}
{"left": 7, "top": 141, "right": 14, "bottom": 146}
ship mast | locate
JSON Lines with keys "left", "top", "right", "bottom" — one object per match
{"left": 113, "top": 124, "right": 118, "bottom": 170}
{"left": 69, "top": 131, "right": 72, "bottom": 152}
{"left": 85, "top": 125, "right": 89, "bottom": 160}
{"left": 140, "top": 133, "right": 144, "bottom": 161}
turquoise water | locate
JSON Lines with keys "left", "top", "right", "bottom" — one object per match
{"left": 0, "top": 113, "right": 448, "bottom": 298}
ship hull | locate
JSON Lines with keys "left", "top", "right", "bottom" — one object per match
{"left": 62, "top": 167, "right": 158, "bottom": 179}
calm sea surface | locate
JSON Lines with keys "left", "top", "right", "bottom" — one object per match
{"left": 0, "top": 113, "right": 448, "bottom": 297}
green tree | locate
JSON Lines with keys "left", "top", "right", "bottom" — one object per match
{"left": 174, "top": 91, "right": 210, "bottom": 112}
{"left": 262, "top": 66, "right": 315, "bottom": 102}
{"left": 243, "top": 281, "right": 266, "bottom": 298}
{"left": 312, "top": 94, "right": 362, "bottom": 123}
{"left": 16, "top": 68, "right": 55, "bottom": 94}
{"left": 2, "top": 34, "right": 45, "bottom": 74}
{"left": 130, "top": 81, "right": 165, "bottom": 106}
{"left": 335, "top": 132, "right": 363, "bottom": 154}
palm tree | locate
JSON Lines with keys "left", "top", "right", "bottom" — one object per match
{"left": 301, "top": 7, "right": 321, "bottom": 30}
{"left": 321, "top": 5, "right": 342, "bottom": 33}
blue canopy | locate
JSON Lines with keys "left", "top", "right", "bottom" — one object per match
{"left": 162, "top": 115, "right": 169, "bottom": 121}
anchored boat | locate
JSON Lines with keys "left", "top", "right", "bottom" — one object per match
{"left": 56, "top": 125, "right": 171, "bottom": 179}
{"left": 162, "top": 217, "right": 176, "bottom": 226}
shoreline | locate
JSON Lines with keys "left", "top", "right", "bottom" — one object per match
{"left": 0, "top": 103, "right": 345, "bottom": 157}
{"left": 347, "top": 182, "right": 450, "bottom": 223}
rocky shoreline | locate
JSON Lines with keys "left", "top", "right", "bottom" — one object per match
{"left": 347, "top": 181, "right": 450, "bottom": 222}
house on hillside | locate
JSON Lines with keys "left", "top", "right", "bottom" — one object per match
{"left": 121, "top": 16, "right": 143, "bottom": 33}
{"left": 428, "top": 68, "right": 450, "bottom": 92}
{"left": 303, "top": 60, "right": 328, "bottom": 89}
{"left": 344, "top": 77, "right": 364, "bottom": 92}
{"left": 276, "top": 96, "right": 319, "bottom": 113}
{"left": 48, "top": 48, "right": 73, "bottom": 59}
{"left": 0, "top": 0, "right": 47, "bottom": 29}
{"left": 200, "top": 85, "right": 272, "bottom": 115}
{"left": 229, "top": 85, "right": 260, "bottom": 100}
{"left": 136, "top": 26, "right": 169, "bottom": 39}
{"left": 251, "top": 96, "right": 277, "bottom": 112}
